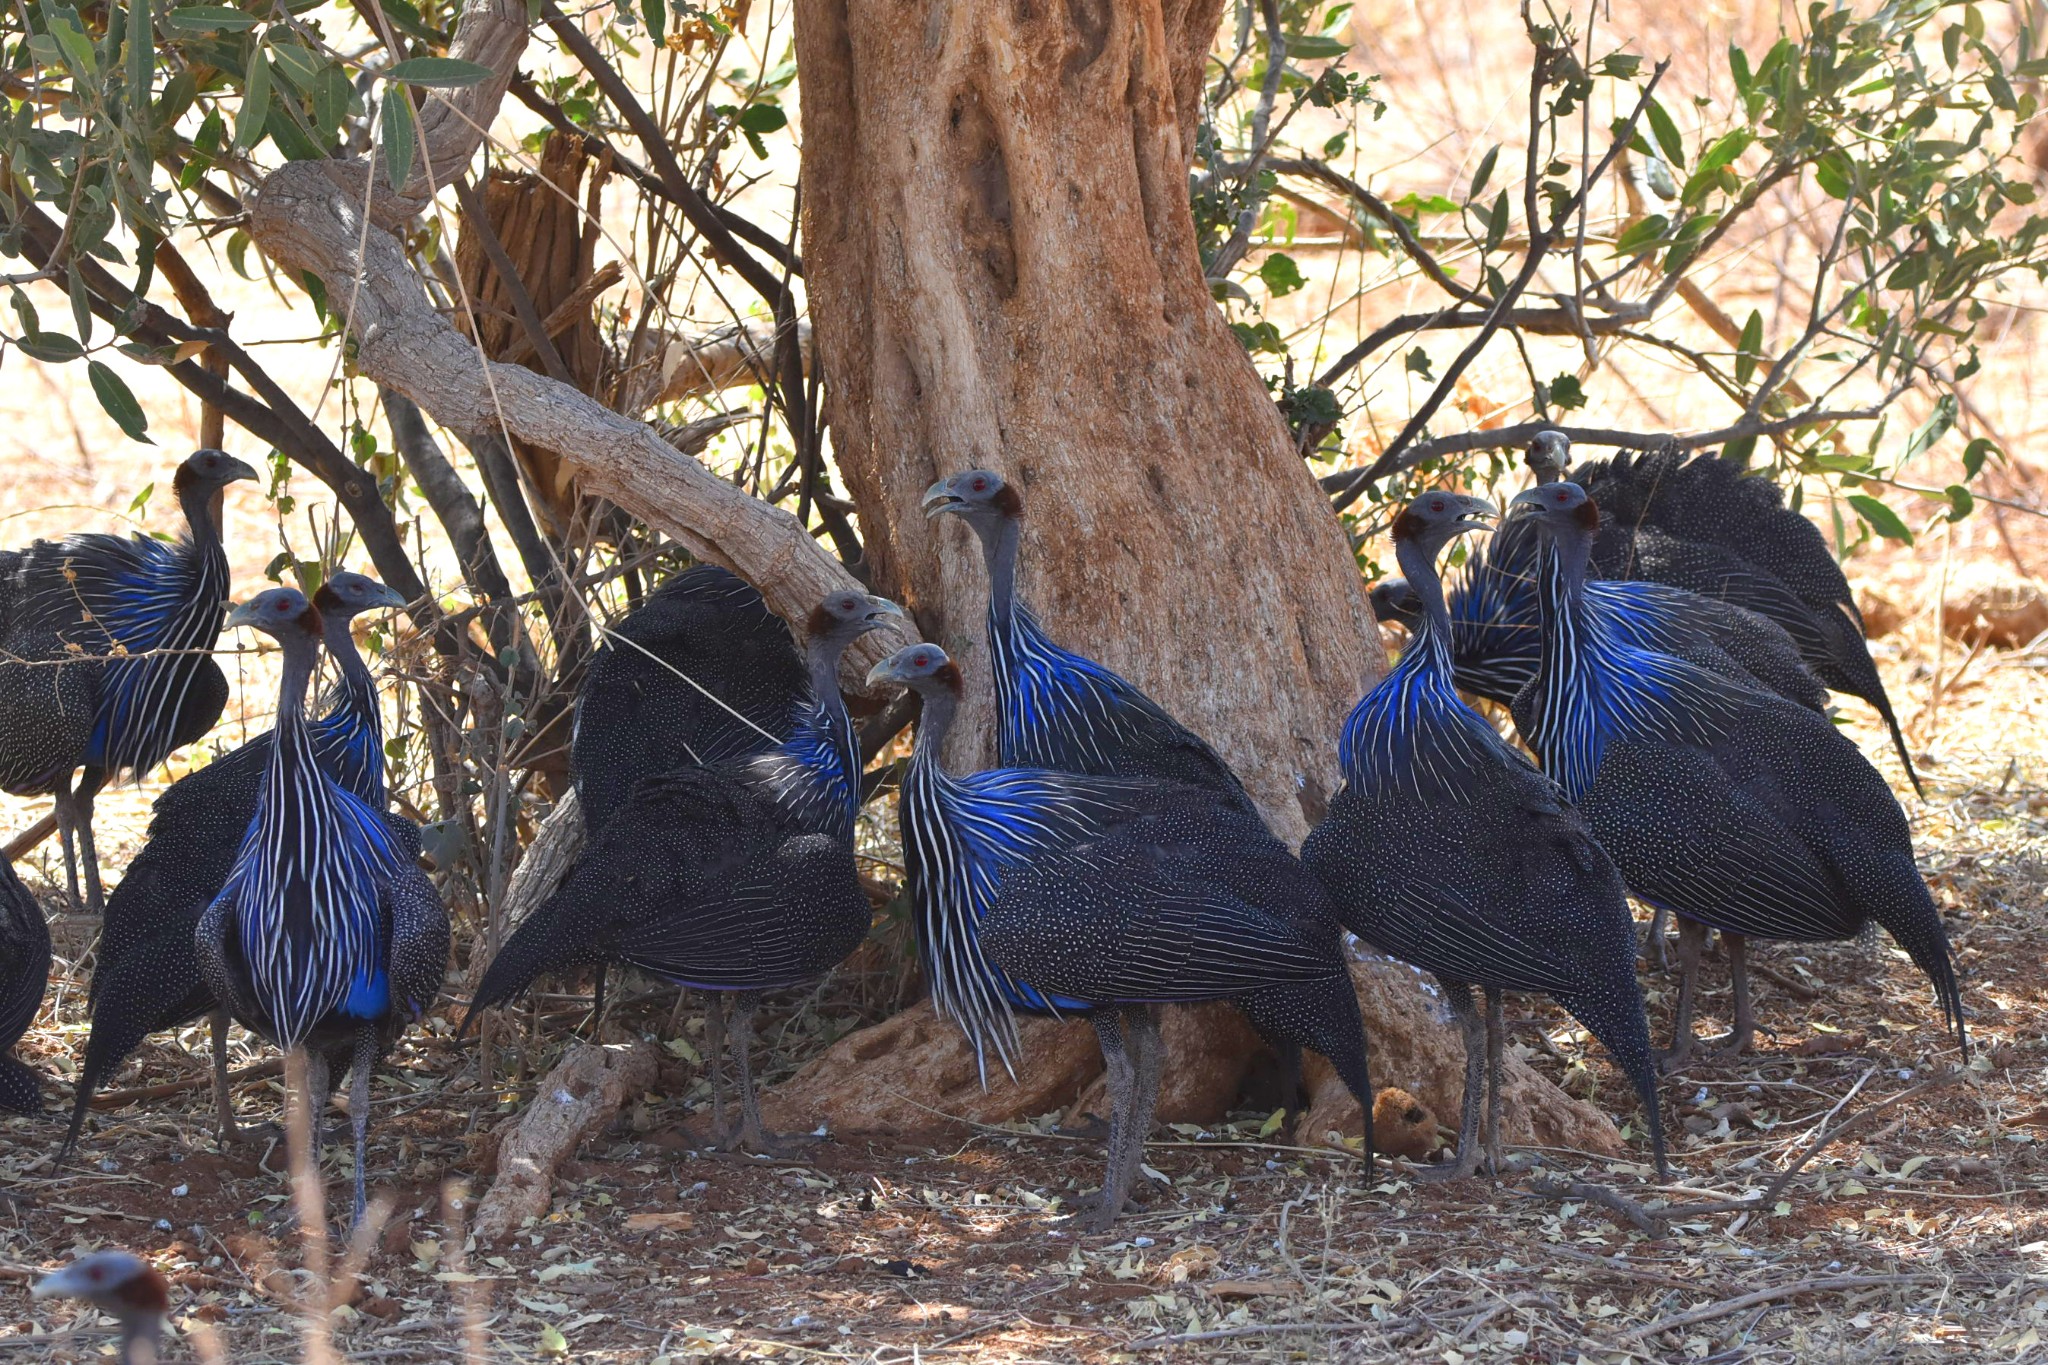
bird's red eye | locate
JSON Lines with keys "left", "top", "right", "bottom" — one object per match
{"left": 971, "top": 478, "right": 987, "bottom": 492}
{"left": 86, "top": 1267, "right": 104, "bottom": 1282}
{"left": 1429, "top": 499, "right": 1445, "bottom": 512}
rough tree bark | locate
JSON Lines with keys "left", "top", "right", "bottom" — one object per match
{"left": 787, "top": 0, "right": 1419, "bottom": 1125}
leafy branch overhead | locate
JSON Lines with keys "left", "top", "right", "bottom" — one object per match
{"left": 1194, "top": 2, "right": 2047, "bottom": 555}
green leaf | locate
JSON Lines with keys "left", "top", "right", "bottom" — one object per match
{"left": 51, "top": 16, "right": 99, "bottom": 79}
{"left": 1258, "top": 1108, "right": 1286, "bottom": 1138}
{"left": 1721, "top": 433, "right": 1757, "bottom": 468}
{"left": 1813, "top": 151, "right": 1855, "bottom": 200}
{"left": 233, "top": 50, "right": 273, "bottom": 150}
{"left": 639, "top": 0, "right": 664, "bottom": 41}
{"left": 163, "top": 5, "right": 260, "bottom": 33}
{"left": 386, "top": 57, "right": 496, "bottom": 87}
{"left": 1848, "top": 494, "right": 1913, "bottom": 544}
{"left": 381, "top": 89, "right": 417, "bottom": 188}
{"left": 1482, "top": 190, "right": 1509, "bottom": 252}
{"left": 68, "top": 268, "right": 94, "bottom": 347}
{"left": 1734, "top": 308, "right": 1763, "bottom": 386}
{"left": 1942, "top": 484, "right": 1973, "bottom": 522}
{"left": 125, "top": 0, "right": 153, "bottom": 118}
{"left": 18, "top": 333, "right": 84, "bottom": 363}
{"left": 1288, "top": 34, "right": 1349, "bottom": 59}
{"left": 1548, "top": 374, "right": 1585, "bottom": 411}
{"left": 1468, "top": 144, "right": 1500, "bottom": 202}
{"left": 1613, "top": 213, "right": 1668, "bottom": 255}
{"left": 127, "top": 480, "right": 154, "bottom": 514}
{"left": 311, "top": 65, "right": 352, "bottom": 146}
{"left": 1961, "top": 437, "right": 2000, "bottom": 480}
{"left": 267, "top": 40, "right": 325, "bottom": 94}
{"left": 88, "top": 360, "right": 151, "bottom": 442}
{"left": 736, "top": 102, "right": 787, "bottom": 134}
{"left": 1644, "top": 97, "right": 1684, "bottom": 168}
{"left": 1258, "top": 252, "right": 1305, "bottom": 297}
{"left": 1694, "top": 128, "right": 1751, "bottom": 177}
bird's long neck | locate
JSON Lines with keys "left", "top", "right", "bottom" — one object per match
{"left": 1393, "top": 534, "right": 1456, "bottom": 671}
{"left": 979, "top": 516, "right": 1022, "bottom": 631}
{"left": 765, "top": 632, "right": 863, "bottom": 835}
{"left": 118, "top": 1314, "right": 161, "bottom": 1365}
{"left": 269, "top": 626, "right": 322, "bottom": 778}
{"left": 1528, "top": 518, "right": 1605, "bottom": 796}
{"left": 318, "top": 611, "right": 385, "bottom": 797}
{"left": 908, "top": 683, "right": 959, "bottom": 783}
{"left": 176, "top": 482, "right": 226, "bottom": 552}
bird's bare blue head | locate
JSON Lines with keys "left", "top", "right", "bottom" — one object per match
{"left": 313, "top": 572, "right": 407, "bottom": 621}
{"left": 806, "top": 590, "right": 908, "bottom": 650}
{"left": 1525, "top": 430, "right": 1572, "bottom": 483}
{"left": 1509, "top": 480, "right": 1600, "bottom": 537}
{"left": 1390, "top": 491, "right": 1496, "bottom": 563}
{"left": 923, "top": 469, "right": 1022, "bottom": 530}
{"left": 33, "top": 1249, "right": 168, "bottom": 1320}
{"left": 171, "top": 448, "right": 259, "bottom": 497}
{"left": 227, "top": 587, "right": 323, "bottom": 643}
{"left": 864, "top": 642, "right": 962, "bottom": 698}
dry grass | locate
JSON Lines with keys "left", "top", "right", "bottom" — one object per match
{"left": 2, "top": 1, "right": 2047, "bottom": 1361}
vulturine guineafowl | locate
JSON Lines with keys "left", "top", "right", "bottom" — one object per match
{"left": 1510, "top": 483, "right": 1965, "bottom": 1070}
{"left": 1540, "top": 435, "right": 1921, "bottom": 793}
{"left": 466, "top": 591, "right": 903, "bottom": 1154}
{"left": 0, "top": 450, "right": 256, "bottom": 910}
{"left": 63, "top": 574, "right": 410, "bottom": 1160}
{"left": 571, "top": 565, "right": 807, "bottom": 836}
{"left": 0, "top": 858, "right": 50, "bottom": 1113}
{"left": 1303, "top": 493, "right": 1665, "bottom": 1179}
{"left": 194, "top": 588, "right": 447, "bottom": 1224}
{"left": 869, "top": 643, "right": 1373, "bottom": 1232}
{"left": 923, "top": 470, "right": 1256, "bottom": 815}
{"left": 33, "top": 1250, "right": 169, "bottom": 1365}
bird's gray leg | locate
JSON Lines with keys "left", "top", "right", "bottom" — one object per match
{"left": 1647, "top": 906, "right": 1671, "bottom": 972}
{"left": 1483, "top": 987, "right": 1506, "bottom": 1177}
{"left": 1709, "top": 934, "right": 1755, "bottom": 1057}
{"left": 70, "top": 768, "right": 105, "bottom": 913}
{"left": 704, "top": 993, "right": 730, "bottom": 1146}
{"left": 1412, "top": 982, "right": 1484, "bottom": 1181}
{"left": 54, "top": 779, "right": 80, "bottom": 908}
{"left": 1089, "top": 1007, "right": 1159, "bottom": 1234}
{"left": 1122, "top": 1005, "right": 1164, "bottom": 1208}
{"left": 1068, "top": 1010, "right": 1133, "bottom": 1234}
{"left": 210, "top": 1010, "right": 250, "bottom": 1144}
{"left": 348, "top": 1024, "right": 378, "bottom": 1228}
{"left": 1660, "top": 918, "right": 1710, "bottom": 1073}
{"left": 729, "top": 992, "right": 808, "bottom": 1157}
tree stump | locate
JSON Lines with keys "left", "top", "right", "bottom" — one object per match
{"left": 473, "top": 1040, "right": 658, "bottom": 1243}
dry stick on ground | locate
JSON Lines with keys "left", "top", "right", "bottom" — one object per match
{"left": 1618, "top": 1273, "right": 1957, "bottom": 1345}
{"left": 90, "top": 1057, "right": 285, "bottom": 1109}
{"left": 1526, "top": 1069, "right": 1963, "bottom": 1232}
{"left": 2, "top": 813, "right": 57, "bottom": 863}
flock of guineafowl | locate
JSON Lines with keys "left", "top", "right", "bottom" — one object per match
{"left": 0, "top": 436, "right": 1966, "bottom": 1272}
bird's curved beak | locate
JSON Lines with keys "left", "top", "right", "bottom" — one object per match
{"left": 864, "top": 656, "right": 904, "bottom": 689}
{"left": 922, "top": 479, "right": 965, "bottom": 519}
{"left": 863, "top": 595, "right": 908, "bottom": 625}
{"left": 1505, "top": 486, "right": 1554, "bottom": 520}
{"left": 1449, "top": 496, "right": 1498, "bottom": 536}
{"left": 367, "top": 583, "right": 410, "bottom": 612}
{"left": 224, "top": 600, "right": 266, "bottom": 631}
{"left": 216, "top": 454, "right": 261, "bottom": 485}
{"left": 31, "top": 1267, "right": 82, "bottom": 1299}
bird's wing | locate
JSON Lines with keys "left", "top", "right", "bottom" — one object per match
{"left": 381, "top": 863, "right": 448, "bottom": 1023}
{"left": 1581, "top": 738, "right": 1850, "bottom": 941}
{"left": 978, "top": 827, "right": 1340, "bottom": 1004}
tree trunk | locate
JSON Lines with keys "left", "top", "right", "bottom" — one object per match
{"left": 791, "top": 0, "right": 1384, "bottom": 1120}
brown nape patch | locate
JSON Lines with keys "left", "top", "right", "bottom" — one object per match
{"left": 1388, "top": 508, "right": 1423, "bottom": 542}
{"left": 171, "top": 462, "right": 197, "bottom": 498}
{"left": 295, "top": 602, "right": 326, "bottom": 637}
{"left": 933, "top": 660, "right": 965, "bottom": 695}
{"left": 806, "top": 604, "right": 840, "bottom": 638}
{"left": 991, "top": 484, "right": 1023, "bottom": 519}
{"left": 114, "top": 1267, "right": 171, "bottom": 1314}
{"left": 312, "top": 582, "right": 341, "bottom": 612}
{"left": 1573, "top": 497, "right": 1602, "bottom": 532}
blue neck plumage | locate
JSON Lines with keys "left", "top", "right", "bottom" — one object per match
{"left": 312, "top": 618, "right": 385, "bottom": 805}
{"left": 980, "top": 515, "right": 1133, "bottom": 769}
{"left": 1529, "top": 520, "right": 1729, "bottom": 802}
{"left": 754, "top": 640, "right": 861, "bottom": 839}
{"left": 83, "top": 488, "right": 230, "bottom": 776}
{"left": 1340, "top": 535, "right": 1507, "bottom": 801}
